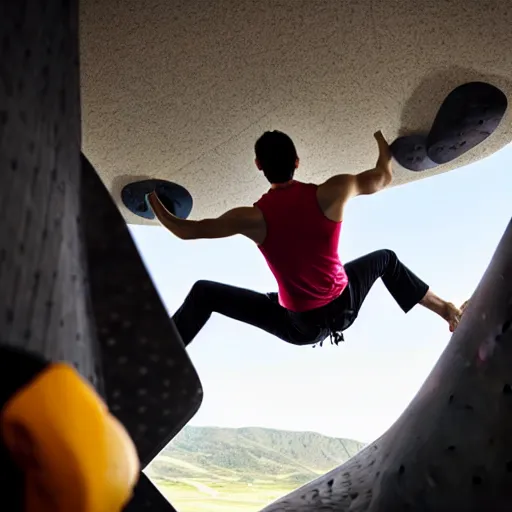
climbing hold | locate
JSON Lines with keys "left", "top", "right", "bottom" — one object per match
{"left": 427, "top": 82, "right": 508, "bottom": 165}
{"left": 1, "top": 352, "right": 139, "bottom": 512}
{"left": 121, "top": 179, "right": 193, "bottom": 220}
{"left": 390, "top": 134, "right": 437, "bottom": 172}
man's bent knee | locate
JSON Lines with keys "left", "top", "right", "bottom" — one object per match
{"left": 382, "top": 249, "right": 397, "bottom": 259}
{"left": 189, "top": 280, "right": 214, "bottom": 297}
{"left": 370, "top": 249, "right": 397, "bottom": 263}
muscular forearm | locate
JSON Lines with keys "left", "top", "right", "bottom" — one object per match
{"left": 349, "top": 133, "right": 393, "bottom": 196}
{"left": 372, "top": 163, "right": 393, "bottom": 190}
{"left": 373, "top": 131, "right": 393, "bottom": 190}
{"left": 158, "top": 214, "right": 195, "bottom": 240}
{"left": 150, "top": 196, "right": 198, "bottom": 239}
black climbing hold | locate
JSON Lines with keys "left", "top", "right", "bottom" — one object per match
{"left": 390, "top": 134, "right": 437, "bottom": 172}
{"left": 427, "top": 82, "right": 508, "bottom": 165}
{"left": 472, "top": 475, "right": 483, "bottom": 486}
{"left": 121, "top": 179, "right": 193, "bottom": 220}
{"left": 502, "top": 384, "right": 512, "bottom": 395}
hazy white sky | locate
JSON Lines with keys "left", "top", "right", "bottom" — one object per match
{"left": 130, "top": 145, "right": 511, "bottom": 443}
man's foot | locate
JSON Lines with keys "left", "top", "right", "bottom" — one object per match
{"left": 443, "top": 302, "right": 463, "bottom": 333}
{"left": 419, "top": 290, "right": 466, "bottom": 332}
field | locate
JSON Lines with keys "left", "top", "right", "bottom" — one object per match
{"left": 145, "top": 425, "right": 365, "bottom": 510}
{"left": 155, "top": 478, "right": 298, "bottom": 512}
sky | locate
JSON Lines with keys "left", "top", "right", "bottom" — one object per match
{"left": 130, "top": 146, "right": 511, "bottom": 443}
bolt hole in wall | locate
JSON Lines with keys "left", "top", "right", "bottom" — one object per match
{"left": 129, "top": 145, "right": 512, "bottom": 511}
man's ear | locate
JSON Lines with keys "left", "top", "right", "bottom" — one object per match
{"left": 255, "top": 158, "right": 263, "bottom": 171}
{"left": 295, "top": 157, "right": 300, "bottom": 169}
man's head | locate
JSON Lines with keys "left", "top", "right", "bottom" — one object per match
{"left": 254, "top": 130, "right": 299, "bottom": 184}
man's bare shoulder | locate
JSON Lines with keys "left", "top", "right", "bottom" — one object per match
{"left": 319, "top": 173, "right": 356, "bottom": 192}
{"left": 317, "top": 174, "right": 356, "bottom": 210}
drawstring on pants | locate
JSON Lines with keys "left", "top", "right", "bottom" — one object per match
{"left": 312, "top": 328, "right": 345, "bottom": 348}
{"left": 312, "top": 310, "right": 348, "bottom": 348}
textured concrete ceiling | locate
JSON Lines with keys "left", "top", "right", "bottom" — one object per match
{"left": 80, "top": 0, "right": 512, "bottom": 225}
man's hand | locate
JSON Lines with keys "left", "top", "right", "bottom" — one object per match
{"left": 374, "top": 130, "right": 392, "bottom": 173}
{"left": 146, "top": 190, "right": 191, "bottom": 238}
{"left": 147, "top": 191, "right": 170, "bottom": 217}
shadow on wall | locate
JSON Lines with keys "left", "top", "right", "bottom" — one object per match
{"left": 399, "top": 66, "right": 512, "bottom": 138}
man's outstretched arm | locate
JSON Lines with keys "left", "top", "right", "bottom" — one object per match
{"left": 147, "top": 192, "right": 265, "bottom": 241}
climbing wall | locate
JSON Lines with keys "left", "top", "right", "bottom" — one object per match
{"left": 0, "top": 0, "right": 99, "bottom": 387}
{"left": 0, "top": 1, "right": 202, "bottom": 509}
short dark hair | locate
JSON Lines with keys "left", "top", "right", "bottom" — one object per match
{"left": 254, "top": 130, "right": 298, "bottom": 184}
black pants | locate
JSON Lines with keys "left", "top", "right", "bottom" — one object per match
{"left": 173, "top": 249, "right": 430, "bottom": 347}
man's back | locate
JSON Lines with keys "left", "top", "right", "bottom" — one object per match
{"left": 254, "top": 180, "right": 348, "bottom": 312}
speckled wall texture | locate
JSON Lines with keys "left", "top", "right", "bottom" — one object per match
{"left": 80, "top": 0, "right": 512, "bottom": 224}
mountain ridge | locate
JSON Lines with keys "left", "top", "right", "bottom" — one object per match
{"left": 148, "top": 425, "right": 365, "bottom": 485}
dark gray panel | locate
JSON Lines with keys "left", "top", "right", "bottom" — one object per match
{"left": 125, "top": 474, "right": 177, "bottom": 512}
{"left": 80, "top": 153, "right": 203, "bottom": 467}
{"left": 0, "top": 0, "right": 99, "bottom": 386}
{"left": 1, "top": 2, "right": 202, "bottom": 510}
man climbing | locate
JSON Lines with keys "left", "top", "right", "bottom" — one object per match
{"left": 147, "top": 130, "right": 463, "bottom": 348}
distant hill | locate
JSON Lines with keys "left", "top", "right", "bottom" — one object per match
{"left": 147, "top": 426, "right": 365, "bottom": 485}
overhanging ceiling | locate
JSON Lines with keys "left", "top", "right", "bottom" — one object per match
{"left": 80, "top": 0, "right": 512, "bottom": 225}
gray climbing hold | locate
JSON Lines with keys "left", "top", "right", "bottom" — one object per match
{"left": 390, "top": 134, "right": 438, "bottom": 172}
{"left": 427, "top": 81, "right": 508, "bottom": 165}
{"left": 121, "top": 179, "right": 193, "bottom": 220}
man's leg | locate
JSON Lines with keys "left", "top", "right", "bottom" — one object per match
{"left": 343, "top": 250, "right": 462, "bottom": 331}
{"left": 172, "top": 280, "right": 324, "bottom": 346}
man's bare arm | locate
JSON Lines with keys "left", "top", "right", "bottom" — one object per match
{"left": 147, "top": 192, "right": 265, "bottom": 242}
{"left": 324, "top": 131, "right": 393, "bottom": 199}
{"left": 317, "top": 131, "right": 393, "bottom": 221}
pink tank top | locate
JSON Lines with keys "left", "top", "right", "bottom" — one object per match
{"left": 254, "top": 180, "right": 348, "bottom": 312}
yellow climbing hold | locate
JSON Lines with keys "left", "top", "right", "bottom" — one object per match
{"left": 1, "top": 362, "right": 139, "bottom": 512}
